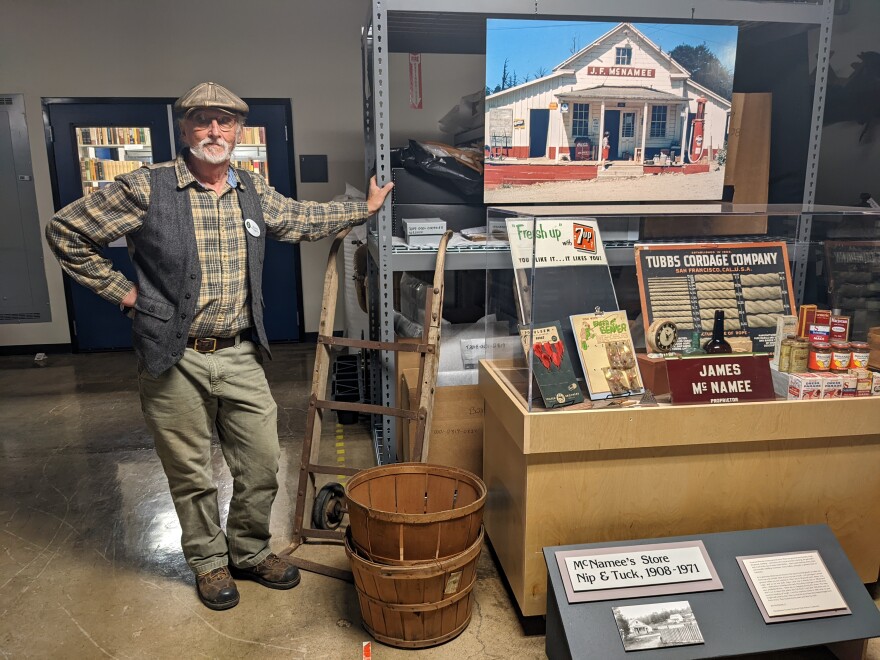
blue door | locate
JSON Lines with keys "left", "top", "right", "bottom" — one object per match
{"left": 47, "top": 99, "right": 302, "bottom": 351}
{"left": 243, "top": 102, "right": 302, "bottom": 342}
{"left": 46, "top": 101, "right": 175, "bottom": 351}
{"left": 529, "top": 109, "right": 550, "bottom": 158}
{"left": 603, "top": 111, "right": 621, "bottom": 160}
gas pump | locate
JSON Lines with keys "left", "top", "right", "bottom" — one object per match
{"left": 687, "top": 97, "right": 706, "bottom": 164}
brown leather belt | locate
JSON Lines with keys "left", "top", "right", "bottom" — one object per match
{"left": 190, "top": 330, "right": 252, "bottom": 354}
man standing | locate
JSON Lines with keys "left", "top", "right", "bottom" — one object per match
{"left": 45, "top": 82, "right": 393, "bottom": 610}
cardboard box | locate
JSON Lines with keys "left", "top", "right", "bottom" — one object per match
{"left": 842, "top": 374, "right": 857, "bottom": 397}
{"left": 820, "top": 374, "right": 843, "bottom": 399}
{"left": 400, "top": 368, "right": 483, "bottom": 477}
{"left": 797, "top": 305, "right": 817, "bottom": 338}
{"left": 787, "top": 373, "right": 822, "bottom": 400}
{"left": 830, "top": 315, "right": 850, "bottom": 341}
{"left": 403, "top": 217, "right": 446, "bottom": 237}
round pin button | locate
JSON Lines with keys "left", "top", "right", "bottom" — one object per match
{"left": 244, "top": 218, "right": 261, "bottom": 237}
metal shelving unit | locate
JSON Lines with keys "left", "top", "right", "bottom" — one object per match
{"left": 362, "top": 0, "right": 835, "bottom": 464}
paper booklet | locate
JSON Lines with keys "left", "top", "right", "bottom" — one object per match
{"left": 570, "top": 310, "right": 644, "bottom": 400}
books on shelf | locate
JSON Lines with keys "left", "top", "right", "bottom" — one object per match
{"left": 231, "top": 159, "right": 269, "bottom": 180}
{"left": 77, "top": 127, "right": 152, "bottom": 147}
{"left": 240, "top": 126, "right": 266, "bottom": 145}
{"left": 79, "top": 158, "right": 141, "bottom": 182}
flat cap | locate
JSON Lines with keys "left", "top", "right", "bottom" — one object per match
{"left": 173, "top": 81, "right": 249, "bottom": 116}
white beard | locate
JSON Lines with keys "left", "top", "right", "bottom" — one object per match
{"left": 189, "top": 136, "right": 235, "bottom": 165}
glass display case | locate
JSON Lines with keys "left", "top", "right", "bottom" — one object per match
{"left": 483, "top": 204, "right": 880, "bottom": 412}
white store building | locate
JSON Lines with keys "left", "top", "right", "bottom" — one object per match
{"left": 486, "top": 22, "right": 732, "bottom": 164}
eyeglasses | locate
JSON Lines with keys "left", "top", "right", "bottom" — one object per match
{"left": 188, "top": 112, "right": 238, "bottom": 130}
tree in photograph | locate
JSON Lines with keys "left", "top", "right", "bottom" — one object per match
{"left": 670, "top": 43, "right": 734, "bottom": 99}
{"left": 614, "top": 611, "right": 633, "bottom": 638}
{"left": 488, "top": 58, "right": 523, "bottom": 94}
{"left": 642, "top": 606, "right": 690, "bottom": 627}
{"left": 500, "top": 58, "right": 511, "bottom": 90}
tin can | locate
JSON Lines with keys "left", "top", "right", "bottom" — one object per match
{"left": 778, "top": 335, "right": 796, "bottom": 373}
{"left": 790, "top": 338, "right": 810, "bottom": 373}
{"left": 808, "top": 342, "right": 832, "bottom": 372}
{"left": 850, "top": 341, "right": 870, "bottom": 368}
{"left": 830, "top": 342, "right": 851, "bottom": 372}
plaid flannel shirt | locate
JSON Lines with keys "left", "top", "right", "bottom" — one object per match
{"left": 46, "top": 152, "right": 369, "bottom": 338}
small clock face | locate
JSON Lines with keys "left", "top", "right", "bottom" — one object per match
{"left": 658, "top": 324, "right": 677, "bottom": 348}
{"left": 648, "top": 319, "right": 678, "bottom": 353}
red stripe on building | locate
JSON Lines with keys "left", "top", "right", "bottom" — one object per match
{"left": 485, "top": 164, "right": 599, "bottom": 189}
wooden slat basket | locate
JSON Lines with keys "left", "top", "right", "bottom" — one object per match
{"left": 345, "top": 463, "right": 486, "bottom": 565}
{"left": 345, "top": 527, "right": 483, "bottom": 648}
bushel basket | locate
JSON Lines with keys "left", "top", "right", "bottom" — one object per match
{"left": 345, "top": 463, "right": 486, "bottom": 565}
{"left": 345, "top": 527, "right": 483, "bottom": 648}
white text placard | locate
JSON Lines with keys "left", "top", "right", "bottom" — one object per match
{"left": 555, "top": 540, "right": 723, "bottom": 604}
{"left": 738, "top": 551, "right": 850, "bottom": 623}
{"left": 565, "top": 546, "right": 711, "bottom": 592}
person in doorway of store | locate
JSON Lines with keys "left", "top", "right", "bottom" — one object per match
{"left": 602, "top": 131, "right": 611, "bottom": 163}
{"left": 45, "top": 81, "right": 393, "bottom": 611}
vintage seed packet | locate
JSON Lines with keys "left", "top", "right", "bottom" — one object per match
{"left": 518, "top": 321, "right": 584, "bottom": 408}
{"left": 570, "top": 310, "right": 644, "bottom": 400}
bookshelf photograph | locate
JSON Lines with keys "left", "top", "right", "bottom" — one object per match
{"left": 232, "top": 125, "right": 270, "bottom": 183}
{"left": 76, "top": 124, "right": 270, "bottom": 195}
{"left": 76, "top": 126, "right": 153, "bottom": 195}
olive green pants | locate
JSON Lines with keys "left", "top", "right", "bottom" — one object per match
{"left": 138, "top": 339, "right": 279, "bottom": 574}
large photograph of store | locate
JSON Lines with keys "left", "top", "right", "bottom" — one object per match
{"left": 485, "top": 21, "right": 737, "bottom": 202}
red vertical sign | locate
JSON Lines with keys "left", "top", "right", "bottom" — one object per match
{"left": 409, "top": 53, "right": 423, "bottom": 109}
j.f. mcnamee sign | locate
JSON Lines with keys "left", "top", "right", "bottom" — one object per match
{"left": 586, "top": 66, "right": 656, "bottom": 78}
{"left": 666, "top": 354, "right": 776, "bottom": 405}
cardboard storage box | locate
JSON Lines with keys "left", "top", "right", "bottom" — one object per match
{"left": 399, "top": 368, "right": 483, "bottom": 477}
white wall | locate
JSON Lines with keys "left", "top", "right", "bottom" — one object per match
{"left": 388, "top": 53, "right": 486, "bottom": 146}
{"left": 0, "top": 0, "right": 373, "bottom": 345}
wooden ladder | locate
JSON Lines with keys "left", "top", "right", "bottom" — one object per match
{"left": 284, "top": 228, "right": 453, "bottom": 580}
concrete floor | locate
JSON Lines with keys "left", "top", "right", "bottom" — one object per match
{"left": 0, "top": 345, "right": 877, "bottom": 659}
{"left": 0, "top": 345, "right": 544, "bottom": 659}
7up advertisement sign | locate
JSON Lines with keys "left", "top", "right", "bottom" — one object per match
{"left": 506, "top": 218, "right": 608, "bottom": 269}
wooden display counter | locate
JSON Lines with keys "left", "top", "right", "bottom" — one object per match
{"left": 479, "top": 360, "right": 880, "bottom": 618}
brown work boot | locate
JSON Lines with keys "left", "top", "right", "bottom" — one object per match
{"left": 230, "top": 553, "right": 301, "bottom": 590}
{"left": 195, "top": 566, "right": 240, "bottom": 611}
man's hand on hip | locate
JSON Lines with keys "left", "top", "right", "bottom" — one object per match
{"left": 366, "top": 176, "right": 394, "bottom": 214}
{"left": 120, "top": 285, "right": 138, "bottom": 308}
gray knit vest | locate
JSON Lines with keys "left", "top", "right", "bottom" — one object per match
{"left": 130, "top": 165, "right": 269, "bottom": 377}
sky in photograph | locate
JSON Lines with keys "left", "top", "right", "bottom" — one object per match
{"left": 486, "top": 20, "right": 738, "bottom": 89}
{"left": 614, "top": 601, "right": 692, "bottom": 621}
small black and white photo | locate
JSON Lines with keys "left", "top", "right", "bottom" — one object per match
{"left": 612, "top": 600, "right": 704, "bottom": 651}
